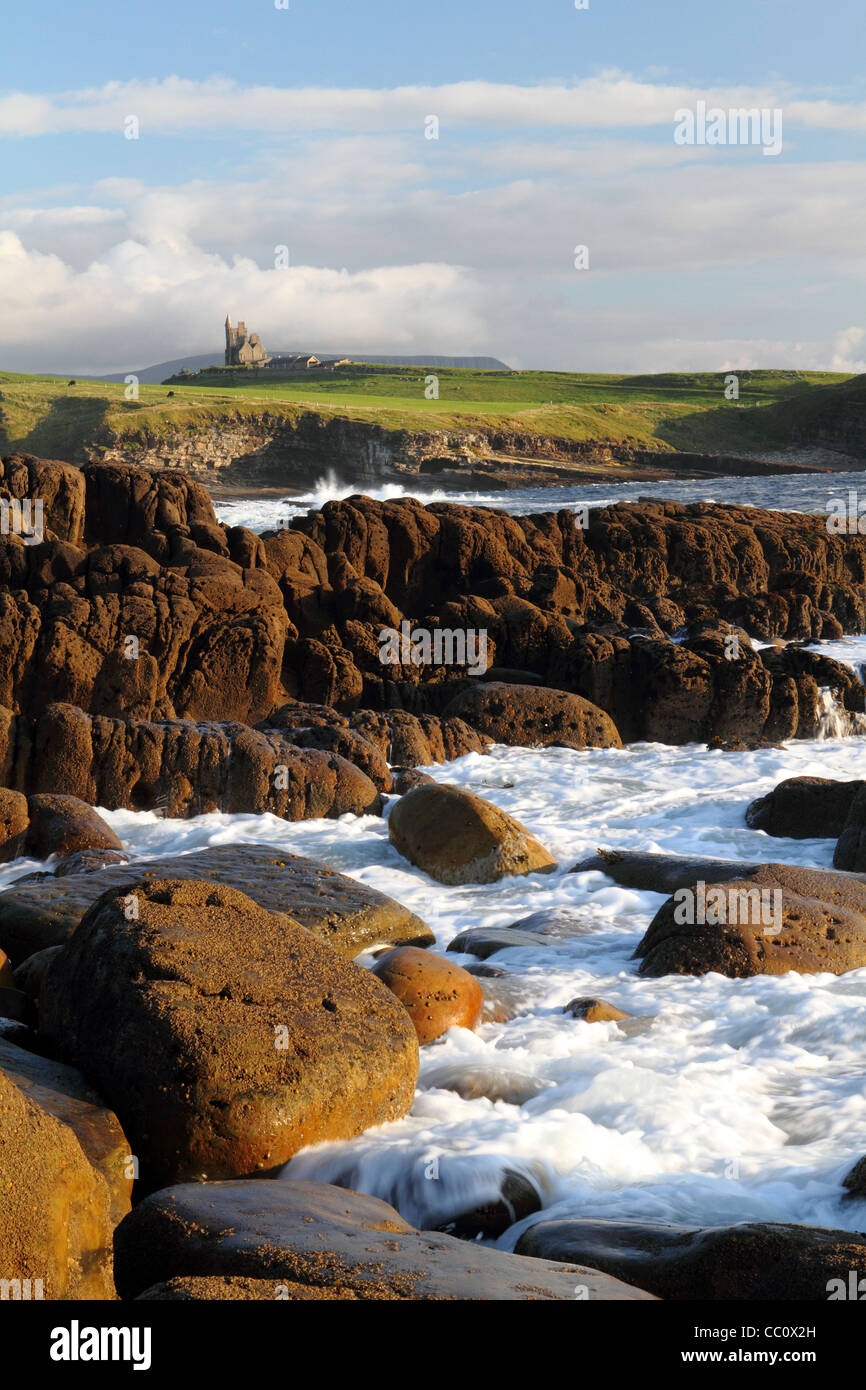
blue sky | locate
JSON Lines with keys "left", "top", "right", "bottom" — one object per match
{"left": 1, "top": 0, "right": 864, "bottom": 372}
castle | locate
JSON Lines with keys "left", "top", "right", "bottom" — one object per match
{"left": 224, "top": 314, "right": 270, "bottom": 367}
{"left": 222, "top": 314, "right": 351, "bottom": 372}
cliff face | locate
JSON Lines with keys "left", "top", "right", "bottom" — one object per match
{"left": 86, "top": 410, "right": 812, "bottom": 489}
{"left": 90, "top": 411, "right": 640, "bottom": 485}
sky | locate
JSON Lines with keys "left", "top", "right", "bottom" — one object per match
{"left": 1, "top": 0, "right": 865, "bottom": 375}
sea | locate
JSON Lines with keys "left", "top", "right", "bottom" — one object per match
{"left": 9, "top": 467, "right": 866, "bottom": 1247}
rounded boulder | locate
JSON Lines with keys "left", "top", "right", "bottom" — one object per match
{"left": 388, "top": 784, "right": 557, "bottom": 885}
{"left": 25, "top": 794, "right": 123, "bottom": 860}
{"left": 39, "top": 878, "right": 420, "bottom": 1187}
{"left": 372, "top": 946, "right": 483, "bottom": 1044}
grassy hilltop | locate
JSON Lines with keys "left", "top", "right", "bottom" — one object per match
{"left": 0, "top": 364, "right": 861, "bottom": 462}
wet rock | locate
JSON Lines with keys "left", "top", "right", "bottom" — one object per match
{"left": 0, "top": 1037, "right": 132, "bottom": 1225}
{"left": 0, "top": 986, "right": 35, "bottom": 1026}
{"left": 350, "top": 709, "right": 490, "bottom": 766}
{"left": 114, "top": 1179, "right": 655, "bottom": 1301}
{"left": 841, "top": 1150, "right": 866, "bottom": 1202}
{"left": 287, "top": 724, "right": 392, "bottom": 791}
{"left": 12, "top": 944, "right": 64, "bottom": 1000}
{"left": 390, "top": 767, "right": 436, "bottom": 794}
{"left": 515, "top": 1217, "right": 866, "bottom": 1300}
{"left": 0, "top": 842, "right": 432, "bottom": 965}
{"left": 565, "top": 997, "right": 632, "bottom": 1023}
{"left": 833, "top": 785, "right": 866, "bottom": 872}
{"left": 0, "top": 1067, "right": 115, "bottom": 1299}
{"left": 433, "top": 1170, "right": 542, "bottom": 1239}
{"left": 443, "top": 682, "right": 622, "bottom": 750}
{"left": 138, "top": 1275, "right": 352, "bottom": 1300}
{"left": 39, "top": 878, "right": 420, "bottom": 1188}
{"left": 24, "top": 793, "right": 123, "bottom": 860}
{"left": 54, "top": 848, "right": 130, "bottom": 876}
{"left": 504, "top": 906, "right": 600, "bottom": 938}
{"left": 0, "top": 788, "right": 28, "bottom": 861}
{"left": 570, "top": 848, "right": 767, "bottom": 894}
{"left": 371, "top": 946, "right": 483, "bottom": 1044}
{"left": 464, "top": 962, "right": 508, "bottom": 978}
{"left": 478, "top": 973, "right": 533, "bottom": 1023}
{"left": 448, "top": 927, "right": 554, "bottom": 959}
{"left": 0, "top": 946, "right": 13, "bottom": 988}
{"left": 746, "top": 777, "right": 863, "bottom": 840}
{"left": 8, "top": 702, "right": 382, "bottom": 823}
{"left": 423, "top": 1061, "right": 546, "bottom": 1105}
{"left": 389, "top": 784, "right": 557, "bottom": 885}
{"left": 0, "top": 458, "right": 290, "bottom": 725}
{"left": 636, "top": 862, "right": 866, "bottom": 978}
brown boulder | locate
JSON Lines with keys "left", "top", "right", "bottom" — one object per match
{"left": 24, "top": 793, "right": 123, "bottom": 860}
{"left": 0, "top": 1037, "right": 132, "bottom": 1225}
{"left": 0, "top": 788, "right": 28, "bottom": 861}
{"left": 746, "top": 777, "right": 863, "bottom": 839}
{"left": 371, "top": 946, "right": 483, "bottom": 1044}
{"left": 390, "top": 767, "right": 436, "bottom": 793}
{"left": 287, "top": 724, "right": 392, "bottom": 791}
{"left": 636, "top": 862, "right": 866, "bottom": 978}
{"left": 350, "top": 708, "right": 490, "bottom": 766}
{"left": 0, "top": 1068, "right": 115, "bottom": 1299}
{"left": 114, "top": 1178, "right": 655, "bottom": 1301}
{"left": 565, "top": 997, "right": 631, "bottom": 1023}
{"left": 389, "top": 784, "right": 557, "bottom": 885}
{"left": 13, "top": 702, "right": 382, "bottom": 823}
{"left": 443, "top": 682, "right": 622, "bottom": 749}
{"left": 39, "top": 878, "right": 420, "bottom": 1188}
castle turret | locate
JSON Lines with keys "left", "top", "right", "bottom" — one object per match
{"left": 224, "top": 313, "right": 268, "bottom": 368}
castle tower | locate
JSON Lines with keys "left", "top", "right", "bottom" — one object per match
{"left": 225, "top": 313, "right": 235, "bottom": 366}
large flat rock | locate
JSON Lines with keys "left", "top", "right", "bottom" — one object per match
{"left": 516, "top": 1218, "right": 866, "bottom": 1301}
{"left": 0, "top": 842, "right": 432, "bottom": 963}
{"left": 115, "top": 1179, "right": 655, "bottom": 1301}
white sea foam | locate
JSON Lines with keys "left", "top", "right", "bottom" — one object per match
{"left": 213, "top": 468, "right": 866, "bottom": 532}
{"left": 8, "top": 730, "right": 866, "bottom": 1242}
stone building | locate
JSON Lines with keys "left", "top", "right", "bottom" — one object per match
{"left": 224, "top": 314, "right": 270, "bottom": 367}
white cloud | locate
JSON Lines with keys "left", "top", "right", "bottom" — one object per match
{"left": 829, "top": 326, "right": 866, "bottom": 373}
{"left": 1, "top": 76, "right": 865, "bottom": 374}
{"left": 0, "top": 74, "right": 865, "bottom": 138}
{"left": 0, "top": 230, "right": 488, "bottom": 373}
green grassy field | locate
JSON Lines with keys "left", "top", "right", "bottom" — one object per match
{"left": 0, "top": 364, "right": 860, "bottom": 461}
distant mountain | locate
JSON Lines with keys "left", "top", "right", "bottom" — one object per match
{"left": 96, "top": 351, "right": 511, "bottom": 384}
{"left": 343, "top": 355, "right": 511, "bottom": 370}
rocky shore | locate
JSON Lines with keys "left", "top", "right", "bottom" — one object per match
{"left": 3, "top": 449, "right": 866, "bottom": 1301}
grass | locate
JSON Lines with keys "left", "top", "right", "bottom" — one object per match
{"left": 0, "top": 365, "right": 860, "bottom": 462}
